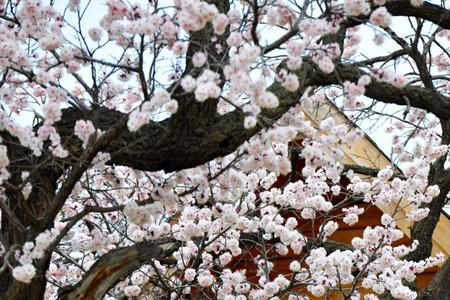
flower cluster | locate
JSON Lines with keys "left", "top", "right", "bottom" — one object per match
{"left": 0, "top": 1, "right": 447, "bottom": 300}
{"left": 74, "top": 120, "right": 96, "bottom": 148}
{"left": 370, "top": 7, "right": 392, "bottom": 28}
{"left": 177, "top": 0, "right": 219, "bottom": 32}
{"left": 12, "top": 228, "right": 60, "bottom": 283}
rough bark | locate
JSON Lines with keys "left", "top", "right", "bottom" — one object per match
{"left": 384, "top": 0, "right": 450, "bottom": 29}
{"left": 0, "top": 132, "right": 62, "bottom": 298}
{"left": 2, "top": 253, "right": 52, "bottom": 300}
{"left": 58, "top": 240, "right": 171, "bottom": 300}
{"left": 48, "top": 58, "right": 450, "bottom": 174}
{"left": 416, "top": 257, "right": 450, "bottom": 300}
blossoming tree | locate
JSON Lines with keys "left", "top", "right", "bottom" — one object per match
{"left": 0, "top": 0, "right": 449, "bottom": 299}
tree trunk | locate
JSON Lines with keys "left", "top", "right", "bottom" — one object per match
{"left": 2, "top": 253, "right": 52, "bottom": 300}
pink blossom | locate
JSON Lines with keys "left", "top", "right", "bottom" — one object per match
{"left": 370, "top": 7, "right": 392, "bottom": 28}
{"left": 192, "top": 52, "right": 207, "bottom": 68}
{"left": 287, "top": 40, "right": 305, "bottom": 56}
{"left": 172, "top": 41, "right": 188, "bottom": 55}
{"left": 164, "top": 99, "right": 179, "bottom": 114}
{"left": 74, "top": 120, "right": 96, "bottom": 147}
{"left": 12, "top": 264, "right": 36, "bottom": 284}
{"left": 39, "top": 34, "right": 63, "bottom": 51}
{"left": 343, "top": 0, "right": 371, "bottom": 16}
{"left": 181, "top": 75, "right": 197, "bottom": 92}
{"left": 317, "top": 56, "right": 335, "bottom": 73}
{"left": 282, "top": 74, "right": 300, "bottom": 92}
{"left": 410, "top": 0, "right": 424, "bottom": 7}
{"left": 226, "top": 32, "right": 243, "bottom": 47}
{"left": 88, "top": 27, "right": 103, "bottom": 41}
{"left": 213, "top": 13, "right": 229, "bottom": 35}
{"left": 123, "top": 285, "right": 141, "bottom": 297}
{"left": 184, "top": 268, "right": 196, "bottom": 282}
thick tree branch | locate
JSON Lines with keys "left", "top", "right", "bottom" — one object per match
{"left": 416, "top": 257, "right": 450, "bottom": 300}
{"left": 384, "top": 0, "right": 450, "bottom": 29}
{"left": 314, "top": 60, "right": 450, "bottom": 118}
{"left": 305, "top": 237, "right": 354, "bottom": 253}
{"left": 52, "top": 58, "right": 450, "bottom": 174}
{"left": 58, "top": 239, "right": 177, "bottom": 300}
{"left": 343, "top": 164, "right": 405, "bottom": 179}
{"left": 0, "top": 194, "right": 26, "bottom": 233}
